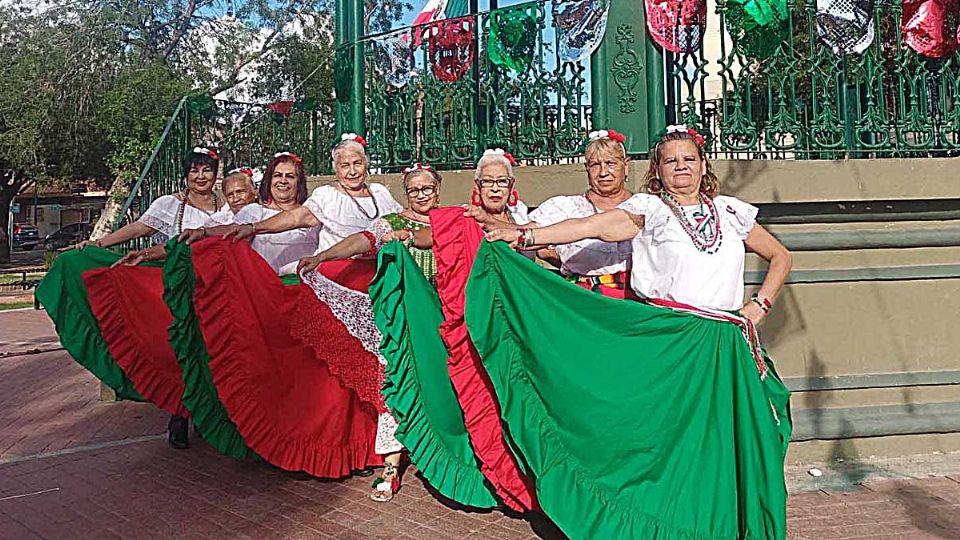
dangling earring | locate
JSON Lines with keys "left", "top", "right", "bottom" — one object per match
{"left": 471, "top": 188, "right": 481, "bottom": 206}
{"left": 508, "top": 189, "right": 519, "bottom": 207}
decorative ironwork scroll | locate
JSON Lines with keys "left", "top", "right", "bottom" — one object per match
{"left": 611, "top": 24, "right": 641, "bottom": 114}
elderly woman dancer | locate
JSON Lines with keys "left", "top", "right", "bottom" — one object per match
{"left": 388, "top": 149, "right": 530, "bottom": 251}
{"left": 37, "top": 148, "right": 234, "bottom": 451}
{"left": 298, "top": 162, "right": 441, "bottom": 284}
{"left": 296, "top": 163, "right": 441, "bottom": 502}
{"left": 182, "top": 152, "right": 319, "bottom": 275}
{"left": 113, "top": 167, "right": 258, "bottom": 267}
{"left": 529, "top": 129, "right": 633, "bottom": 296}
{"left": 362, "top": 148, "right": 539, "bottom": 512}
{"left": 297, "top": 154, "right": 539, "bottom": 506}
{"left": 160, "top": 134, "right": 403, "bottom": 479}
{"left": 468, "top": 126, "right": 793, "bottom": 538}
{"left": 471, "top": 131, "right": 634, "bottom": 295}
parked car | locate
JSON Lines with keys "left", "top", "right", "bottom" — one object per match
{"left": 43, "top": 222, "right": 92, "bottom": 250}
{"left": 12, "top": 223, "right": 40, "bottom": 251}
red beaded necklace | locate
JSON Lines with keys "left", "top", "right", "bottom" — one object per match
{"left": 659, "top": 192, "right": 722, "bottom": 254}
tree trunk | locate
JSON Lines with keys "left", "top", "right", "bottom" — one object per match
{"left": 90, "top": 174, "right": 131, "bottom": 242}
{"left": 0, "top": 192, "right": 14, "bottom": 265}
{"left": 0, "top": 171, "right": 25, "bottom": 265}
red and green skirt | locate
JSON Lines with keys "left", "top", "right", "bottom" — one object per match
{"left": 369, "top": 207, "right": 792, "bottom": 539}
{"left": 37, "top": 240, "right": 385, "bottom": 476}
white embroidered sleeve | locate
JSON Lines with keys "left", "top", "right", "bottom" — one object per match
{"left": 233, "top": 204, "right": 264, "bottom": 225}
{"left": 716, "top": 196, "right": 759, "bottom": 239}
{"left": 137, "top": 195, "right": 180, "bottom": 238}
{"left": 528, "top": 197, "right": 567, "bottom": 227}
{"left": 617, "top": 194, "right": 668, "bottom": 232}
{"left": 372, "top": 184, "right": 404, "bottom": 214}
{"left": 303, "top": 187, "right": 332, "bottom": 223}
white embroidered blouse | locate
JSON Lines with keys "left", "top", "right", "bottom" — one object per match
{"left": 529, "top": 195, "right": 632, "bottom": 276}
{"left": 303, "top": 184, "right": 404, "bottom": 254}
{"left": 618, "top": 194, "right": 759, "bottom": 311}
{"left": 137, "top": 195, "right": 223, "bottom": 244}
{"left": 234, "top": 203, "right": 321, "bottom": 275}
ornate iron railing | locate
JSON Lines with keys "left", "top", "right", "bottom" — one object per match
{"left": 115, "top": 96, "right": 335, "bottom": 249}
{"left": 668, "top": 0, "right": 960, "bottom": 159}
{"left": 354, "top": 0, "right": 593, "bottom": 170}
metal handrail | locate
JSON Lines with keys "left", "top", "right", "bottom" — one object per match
{"left": 113, "top": 95, "right": 190, "bottom": 229}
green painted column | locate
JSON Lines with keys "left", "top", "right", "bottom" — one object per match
{"left": 334, "top": 0, "right": 349, "bottom": 137}
{"left": 349, "top": 0, "right": 365, "bottom": 136}
{"left": 645, "top": 37, "right": 666, "bottom": 149}
{"left": 589, "top": 2, "right": 663, "bottom": 155}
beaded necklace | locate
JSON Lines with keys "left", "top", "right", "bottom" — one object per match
{"left": 175, "top": 190, "right": 219, "bottom": 235}
{"left": 659, "top": 192, "right": 722, "bottom": 254}
{"left": 340, "top": 182, "right": 380, "bottom": 219}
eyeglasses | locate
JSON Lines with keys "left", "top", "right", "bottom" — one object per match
{"left": 586, "top": 159, "right": 624, "bottom": 174}
{"left": 476, "top": 177, "right": 513, "bottom": 188}
{"left": 405, "top": 185, "right": 437, "bottom": 197}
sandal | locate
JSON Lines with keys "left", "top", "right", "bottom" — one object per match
{"left": 370, "top": 462, "right": 400, "bottom": 503}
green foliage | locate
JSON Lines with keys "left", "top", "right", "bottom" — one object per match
{"left": 256, "top": 32, "right": 336, "bottom": 103}
{"left": 1, "top": 0, "right": 406, "bottom": 187}
{"left": 97, "top": 63, "right": 193, "bottom": 183}
{"left": 366, "top": 0, "right": 414, "bottom": 34}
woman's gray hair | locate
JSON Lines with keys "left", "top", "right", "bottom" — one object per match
{"left": 474, "top": 153, "right": 514, "bottom": 179}
{"left": 330, "top": 140, "right": 369, "bottom": 166}
{"left": 402, "top": 168, "right": 442, "bottom": 189}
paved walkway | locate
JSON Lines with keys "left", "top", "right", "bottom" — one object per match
{"left": 2, "top": 310, "right": 960, "bottom": 539}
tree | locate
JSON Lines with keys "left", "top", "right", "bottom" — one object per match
{"left": 365, "top": 0, "right": 414, "bottom": 34}
{"left": 0, "top": 0, "right": 410, "bottom": 261}
{"left": 0, "top": 5, "right": 118, "bottom": 262}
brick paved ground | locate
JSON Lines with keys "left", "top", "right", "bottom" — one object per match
{"left": 2, "top": 310, "right": 960, "bottom": 539}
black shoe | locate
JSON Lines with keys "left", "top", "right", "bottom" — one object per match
{"left": 167, "top": 415, "right": 189, "bottom": 450}
{"left": 352, "top": 467, "right": 375, "bottom": 477}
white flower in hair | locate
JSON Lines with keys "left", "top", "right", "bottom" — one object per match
{"left": 482, "top": 148, "right": 516, "bottom": 165}
{"left": 666, "top": 124, "right": 689, "bottom": 134}
{"left": 588, "top": 130, "right": 609, "bottom": 141}
{"left": 192, "top": 147, "right": 219, "bottom": 159}
{"left": 340, "top": 133, "right": 368, "bottom": 147}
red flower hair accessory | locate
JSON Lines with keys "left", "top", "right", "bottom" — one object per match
{"left": 402, "top": 162, "right": 434, "bottom": 176}
{"left": 340, "top": 133, "right": 368, "bottom": 147}
{"left": 228, "top": 167, "right": 254, "bottom": 177}
{"left": 483, "top": 148, "right": 517, "bottom": 166}
{"left": 588, "top": 129, "right": 627, "bottom": 144}
{"left": 274, "top": 151, "right": 303, "bottom": 164}
{"left": 665, "top": 124, "right": 706, "bottom": 146}
{"left": 193, "top": 147, "right": 219, "bottom": 161}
